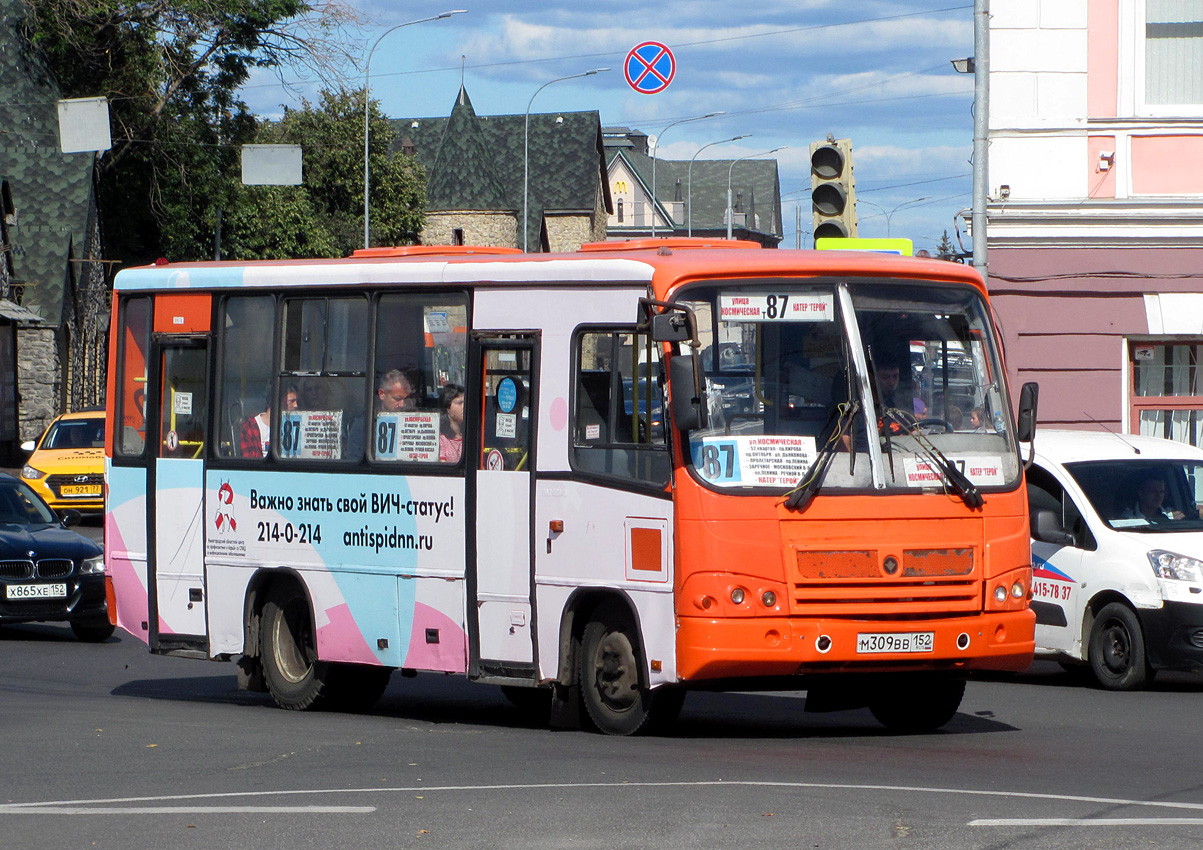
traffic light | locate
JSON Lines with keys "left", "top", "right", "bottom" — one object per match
{"left": 810, "top": 138, "right": 857, "bottom": 242}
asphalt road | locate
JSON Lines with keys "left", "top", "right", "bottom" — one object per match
{"left": 4, "top": 620, "right": 1203, "bottom": 850}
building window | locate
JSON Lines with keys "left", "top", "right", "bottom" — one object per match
{"left": 1131, "top": 341, "right": 1203, "bottom": 445}
{"left": 452, "top": 228, "right": 464, "bottom": 246}
{"left": 1139, "top": 0, "right": 1203, "bottom": 114}
{"left": 617, "top": 199, "right": 624, "bottom": 223}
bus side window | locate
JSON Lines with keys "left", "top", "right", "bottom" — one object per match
{"left": 572, "top": 330, "right": 669, "bottom": 486}
{"left": 116, "top": 297, "right": 151, "bottom": 457}
{"left": 279, "top": 296, "right": 368, "bottom": 462}
{"left": 217, "top": 295, "right": 276, "bottom": 459}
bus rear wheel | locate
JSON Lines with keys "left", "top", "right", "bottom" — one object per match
{"left": 260, "top": 582, "right": 334, "bottom": 711}
{"left": 579, "top": 606, "right": 654, "bottom": 735}
{"left": 868, "top": 675, "right": 965, "bottom": 734}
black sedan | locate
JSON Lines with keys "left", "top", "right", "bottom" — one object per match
{"left": 0, "top": 473, "right": 112, "bottom": 641}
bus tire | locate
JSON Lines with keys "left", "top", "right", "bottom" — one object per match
{"left": 1088, "top": 602, "right": 1151, "bottom": 691}
{"left": 260, "top": 582, "right": 333, "bottom": 711}
{"left": 869, "top": 675, "right": 965, "bottom": 734}
{"left": 578, "top": 605, "right": 656, "bottom": 736}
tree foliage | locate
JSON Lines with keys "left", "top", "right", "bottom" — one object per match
{"left": 935, "top": 229, "right": 960, "bottom": 262}
{"left": 21, "top": 0, "right": 364, "bottom": 265}
{"left": 222, "top": 87, "right": 426, "bottom": 260}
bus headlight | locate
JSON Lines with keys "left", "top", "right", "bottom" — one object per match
{"left": 1148, "top": 549, "right": 1203, "bottom": 583}
{"left": 993, "top": 585, "right": 1007, "bottom": 604}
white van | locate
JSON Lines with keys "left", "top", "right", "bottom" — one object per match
{"left": 1027, "top": 429, "right": 1203, "bottom": 689}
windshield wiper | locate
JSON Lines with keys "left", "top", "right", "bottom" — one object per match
{"left": 784, "top": 400, "right": 860, "bottom": 512}
{"left": 883, "top": 408, "right": 984, "bottom": 509}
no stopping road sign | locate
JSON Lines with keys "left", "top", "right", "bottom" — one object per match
{"left": 625, "top": 42, "right": 676, "bottom": 94}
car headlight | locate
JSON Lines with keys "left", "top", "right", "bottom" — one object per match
{"left": 80, "top": 555, "right": 105, "bottom": 575}
{"left": 20, "top": 465, "right": 44, "bottom": 480}
{"left": 1148, "top": 549, "right": 1203, "bottom": 583}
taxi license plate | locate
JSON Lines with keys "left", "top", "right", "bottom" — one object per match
{"left": 6, "top": 583, "right": 67, "bottom": 600}
{"left": 60, "top": 485, "right": 100, "bottom": 496}
{"left": 856, "top": 632, "right": 934, "bottom": 654}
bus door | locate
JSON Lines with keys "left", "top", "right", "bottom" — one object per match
{"left": 468, "top": 335, "right": 539, "bottom": 676}
{"left": 147, "top": 338, "right": 210, "bottom": 649}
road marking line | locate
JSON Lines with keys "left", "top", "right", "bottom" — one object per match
{"left": 6, "top": 781, "right": 1203, "bottom": 818}
{"left": 0, "top": 806, "right": 374, "bottom": 816}
{"left": 972, "top": 818, "right": 1203, "bottom": 827}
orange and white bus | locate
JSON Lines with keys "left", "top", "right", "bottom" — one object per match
{"left": 104, "top": 239, "right": 1038, "bottom": 735}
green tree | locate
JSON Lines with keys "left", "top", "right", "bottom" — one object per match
{"left": 223, "top": 87, "right": 425, "bottom": 260}
{"left": 21, "top": 0, "right": 360, "bottom": 265}
{"left": 936, "top": 229, "right": 960, "bottom": 262}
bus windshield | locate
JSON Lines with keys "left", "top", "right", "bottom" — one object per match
{"left": 678, "top": 278, "right": 1020, "bottom": 493}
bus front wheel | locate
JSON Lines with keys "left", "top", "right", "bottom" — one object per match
{"left": 579, "top": 605, "right": 659, "bottom": 736}
{"left": 868, "top": 675, "right": 965, "bottom": 734}
{"left": 260, "top": 582, "right": 333, "bottom": 711}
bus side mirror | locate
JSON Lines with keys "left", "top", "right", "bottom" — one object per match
{"left": 649, "top": 312, "right": 692, "bottom": 343}
{"left": 1016, "top": 382, "right": 1039, "bottom": 442}
{"left": 669, "top": 355, "right": 707, "bottom": 431}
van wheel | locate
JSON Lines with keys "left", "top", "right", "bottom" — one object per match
{"left": 1088, "top": 602, "right": 1152, "bottom": 691}
{"left": 868, "top": 675, "right": 965, "bottom": 733}
{"left": 260, "top": 582, "right": 333, "bottom": 710}
{"left": 579, "top": 604, "right": 661, "bottom": 736}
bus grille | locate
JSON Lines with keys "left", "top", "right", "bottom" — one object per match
{"left": 792, "top": 548, "right": 981, "bottom": 617}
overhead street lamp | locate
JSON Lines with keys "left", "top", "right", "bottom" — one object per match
{"left": 687, "top": 134, "right": 750, "bottom": 237}
{"left": 524, "top": 68, "right": 609, "bottom": 253}
{"left": 363, "top": 10, "right": 466, "bottom": 249}
{"left": 649, "top": 111, "right": 725, "bottom": 237}
{"left": 727, "top": 147, "right": 786, "bottom": 240}
{"left": 858, "top": 197, "right": 930, "bottom": 238}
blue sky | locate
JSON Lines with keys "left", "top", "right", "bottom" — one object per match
{"left": 241, "top": 1, "right": 976, "bottom": 254}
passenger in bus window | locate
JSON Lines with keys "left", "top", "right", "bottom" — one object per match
{"left": 438, "top": 384, "right": 465, "bottom": 463}
{"left": 240, "top": 385, "right": 297, "bottom": 458}
{"left": 377, "top": 369, "right": 417, "bottom": 411}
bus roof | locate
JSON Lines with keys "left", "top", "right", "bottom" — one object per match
{"left": 112, "top": 240, "right": 985, "bottom": 301}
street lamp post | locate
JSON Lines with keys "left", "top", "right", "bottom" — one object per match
{"left": 649, "top": 111, "right": 724, "bottom": 237}
{"left": 857, "top": 197, "right": 930, "bottom": 238}
{"left": 363, "top": 10, "right": 466, "bottom": 250}
{"left": 524, "top": 68, "right": 608, "bottom": 253}
{"left": 727, "top": 147, "right": 785, "bottom": 240}
{"left": 687, "top": 134, "right": 750, "bottom": 237}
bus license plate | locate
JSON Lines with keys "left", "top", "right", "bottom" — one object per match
{"left": 60, "top": 485, "right": 100, "bottom": 496}
{"left": 6, "top": 583, "right": 67, "bottom": 600}
{"left": 856, "top": 632, "right": 934, "bottom": 654}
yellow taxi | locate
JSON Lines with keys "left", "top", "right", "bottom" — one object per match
{"left": 20, "top": 410, "right": 105, "bottom": 512}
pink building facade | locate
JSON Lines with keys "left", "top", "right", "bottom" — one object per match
{"left": 988, "top": 0, "right": 1203, "bottom": 443}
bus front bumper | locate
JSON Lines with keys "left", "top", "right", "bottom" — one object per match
{"left": 676, "top": 610, "right": 1035, "bottom": 681}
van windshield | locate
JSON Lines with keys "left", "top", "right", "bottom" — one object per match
{"left": 676, "top": 278, "right": 1019, "bottom": 494}
{"left": 1066, "top": 459, "right": 1203, "bottom": 532}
